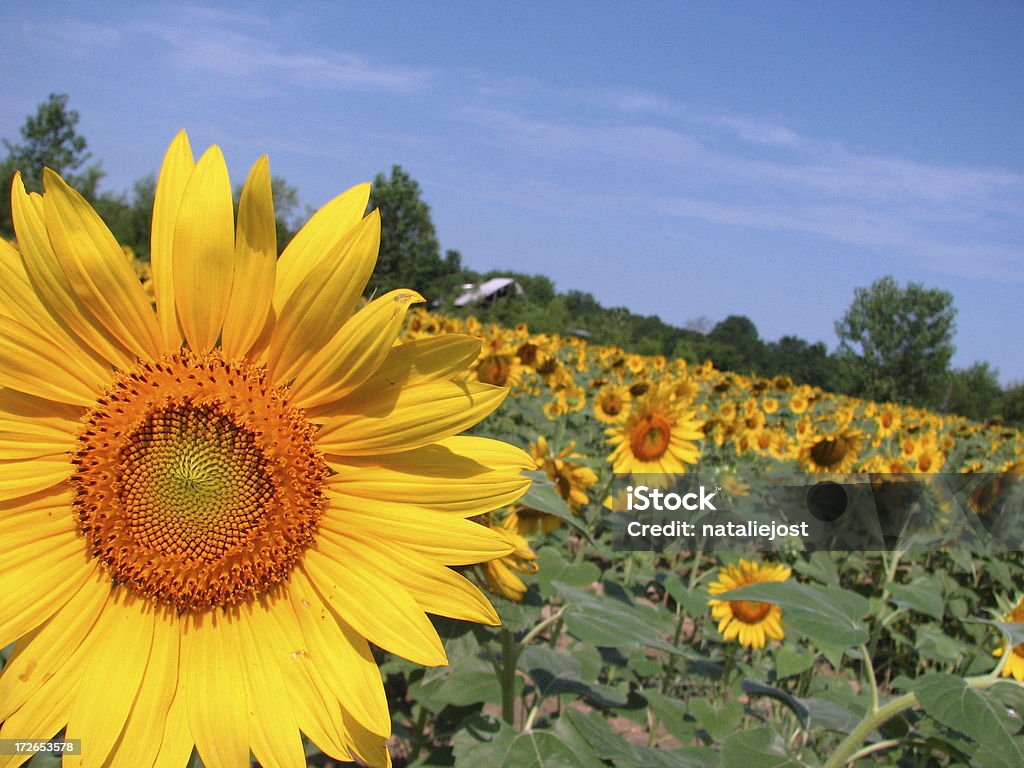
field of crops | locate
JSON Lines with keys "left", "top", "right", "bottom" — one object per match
{"left": 376, "top": 307, "right": 1024, "bottom": 768}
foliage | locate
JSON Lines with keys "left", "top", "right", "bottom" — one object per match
{"left": 368, "top": 164, "right": 465, "bottom": 303}
{"left": 0, "top": 93, "right": 104, "bottom": 238}
{"left": 835, "top": 276, "right": 957, "bottom": 405}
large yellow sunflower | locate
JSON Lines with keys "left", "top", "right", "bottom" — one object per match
{"left": 707, "top": 559, "right": 790, "bottom": 650}
{"left": 0, "top": 132, "right": 533, "bottom": 768}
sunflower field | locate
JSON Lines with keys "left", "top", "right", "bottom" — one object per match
{"left": 1, "top": 135, "right": 1023, "bottom": 768}
{"left": 366, "top": 308, "right": 1024, "bottom": 768}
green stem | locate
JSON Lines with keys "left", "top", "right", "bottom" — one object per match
{"left": 822, "top": 674, "right": 1010, "bottom": 768}
{"left": 500, "top": 629, "right": 518, "bottom": 726}
{"left": 859, "top": 644, "right": 879, "bottom": 713}
{"left": 520, "top": 606, "right": 566, "bottom": 649}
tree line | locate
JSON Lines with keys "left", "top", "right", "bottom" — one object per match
{"left": 2, "top": 94, "right": 1021, "bottom": 425}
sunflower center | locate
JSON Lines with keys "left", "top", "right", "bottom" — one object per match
{"left": 601, "top": 395, "right": 624, "bottom": 416}
{"left": 810, "top": 436, "right": 848, "bottom": 468}
{"left": 630, "top": 414, "right": 672, "bottom": 461}
{"left": 477, "top": 354, "right": 512, "bottom": 386}
{"left": 730, "top": 599, "right": 773, "bottom": 624}
{"left": 72, "top": 352, "right": 328, "bottom": 611}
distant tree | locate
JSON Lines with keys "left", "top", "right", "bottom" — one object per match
{"left": 937, "top": 362, "right": 1003, "bottom": 421}
{"left": 1, "top": 93, "right": 104, "bottom": 237}
{"left": 761, "top": 335, "right": 838, "bottom": 390}
{"left": 1000, "top": 383, "right": 1024, "bottom": 427}
{"left": 708, "top": 315, "right": 763, "bottom": 372}
{"left": 368, "top": 165, "right": 461, "bottom": 303}
{"left": 835, "top": 276, "right": 956, "bottom": 405}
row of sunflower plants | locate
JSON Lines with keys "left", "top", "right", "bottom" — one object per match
{"left": 368, "top": 311, "right": 1024, "bottom": 766}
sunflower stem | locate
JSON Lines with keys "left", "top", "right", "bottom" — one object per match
{"left": 859, "top": 644, "right": 879, "bottom": 713}
{"left": 499, "top": 628, "right": 518, "bottom": 726}
{"left": 821, "top": 674, "right": 1011, "bottom": 768}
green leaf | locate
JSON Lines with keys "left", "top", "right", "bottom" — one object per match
{"left": 690, "top": 699, "right": 744, "bottom": 744}
{"left": 519, "top": 645, "right": 628, "bottom": 707}
{"left": 521, "top": 470, "right": 593, "bottom": 539}
{"left": 721, "top": 727, "right": 802, "bottom": 768}
{"left": 914, "top": 674, "right": 1024, "bottom": 765}
{"left": 554, "top": 582, "right": 695, "bottom": 656}
{"left": 774, "top": 646, "right": 816, "bottom": 679}
{"left": 716, "top": 581, "right": 870, "bottom": 648}
{"left": 645, "top": 690, "right": 699, "bottom": 743}
{"left": 453, "top": 714, "right": 589, "bottom": 768}
{"left": 889, "top": 578, "right": 945, "bottom": 621}
{"left": 534, "top": 546, "right": 601, "bottom": 600}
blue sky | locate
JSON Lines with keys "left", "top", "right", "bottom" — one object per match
{"left": 3, "top": 2, "right": 1022, "bottom": 383}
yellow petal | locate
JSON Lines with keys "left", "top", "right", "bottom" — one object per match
{"left": 222, "top": 155, "right": 277, "bottom": 359}
{"left": 64, "top": 595, "right": 156, "bottom": 768}
{"left": 151, "top": 678, "right": 195, "bottom": 768}
{"left": 317, "top": 379, "right": 507, "bottom": 456}
{"left": 0, "top": 455, "right": 72, "bottom": 502}
{"left": 183, "top": 610, "right": 250, "bottom": 768}
{"left": 0, "top": 389, "right": 79, "bottom": 460}
{"left": 42, "top": 169, "right": 164, "bottom": 361}
{"left": 0, "top": 567, "right": 108, "bottom": 719}
{"left": 344, "top": 533, "right": 500, "bottom": 625}
{"left": 288, "top": 568, "right": 391, "bottom": 737}
{"left": 11, "top": 175, "right": 136, "bottom": 370}
{"left": 302, "top": 546, "right": 446, "bottom": 667}
{"left": 273, "top": 182, "right": 370, "bottom": 311}
{"left": 0, "top": 668, "right": 79, "bottom": 768}
{"left": 321, "top": 504, "right": 515, "bottom": 565}
{"left": 106, "top": 609, "right": 181, "bottom": 768}
{"left": 236, "top": 601, "right": 306, "bottom": 768}
{"left": 290, "top": 289, "right": 424, "bottom": 409}
{"left": 151, "top": 130, "right": 195, "bottom": 350}
{"left": 172, "top": 145, "right": 235, "bottom": 354}
{"left": 268, "top": 210, "right": 380, "bottom": 385}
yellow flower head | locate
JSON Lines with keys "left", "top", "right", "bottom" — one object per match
{"left": 0, "top": 133, "right": 533, "bottom": 768}
{"left": 993, "top": 597, "right": 1024, "bottom": 682}
{"left": 606, "top": 384, "right": 704, "bottom": 479}
{"left": 708, "top": 559, "right": 791, "bottom": 649}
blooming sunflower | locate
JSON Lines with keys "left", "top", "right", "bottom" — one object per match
{"left": 0, "top": 133, "right": 533, "bottom": 768}
{"left": 707, "top": 559, "right": 791, "bottom": 650}
{"left": 993, "top": 597, "right": 1024, "bottom": 681}
{"left": 606, "top": 384, "right": 704, "bottom": 479}
{"left": 480, "top": 517, "right": 539, "bottom": 602}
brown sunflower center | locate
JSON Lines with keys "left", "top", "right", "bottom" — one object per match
{"left": 72, "top": 352, "right": 328, "bottom": 611}
{"left": 600, "top": 395, "right": 624, "bottom": 416}
{"left": 730, "top": 599, "right": 772, "bottom": 624}
{"left": 630, "top": 414, "right": 672, "bottom": 461}
{"left": 477, "top": 354, "right": 512, "bottom": 386}
{"left": 810, "top": 436, "right": 848, "bottom": 468}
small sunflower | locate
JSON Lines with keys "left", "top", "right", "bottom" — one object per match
{"left": 707, "top": 559, "right": 791, "bottom": 650}
{"left": 480, "top": 518, "right": 540, "bottom": 602}
{"left": 0, "top": 133, "right": 532, "bottom": 768}
{"left": 798, "top": 428, "right": 864, "bottom": 473}
{"left": 606, "top": 384, "right": 704, "bottom": 479}
{"left": 993, "top": 597, "right": 1024, "bottom": 681}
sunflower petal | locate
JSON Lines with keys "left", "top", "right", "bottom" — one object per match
{"left": 290, "top": 289, "right": 424, "bottom": 409}
{"left": 302, "top": 547, "right": 446, "bottom": 667}
{"left": 317, "top": 379, "right": 507, "bottom": 457}
{"left": 222, "top": 155, "right": 277, "bottom": 360}
{"left": 64, "top": 596, "right": 156, "bottom": 768}
{"left": 172, "top": 145, "right": 235, "bottom": 354}
{"left": 273, "top": 182, "right": 370, "bottom": 311}
{"left": 288, "top": 568, "right": 391, "bottom": 737}
{"left": 42, "top": 169, "right": 164, "bottom": 361}
{"left": 183, "top": 611, "right": 250, "bottom": 768}
{"left": 151, "top": 131, "right": 195, "bottom": 350}
{"left": 11, "top": 175, "right": 136, "bottom": 370}
{"left": 268, "top": 210, "right": 380, "bottom": 385}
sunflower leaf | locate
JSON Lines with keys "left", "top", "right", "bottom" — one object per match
{"left": 716, "top": 581, "right": 870, "bottom": 648}
{"left": 520, "top": 470, "right": 594, "bottom": 540}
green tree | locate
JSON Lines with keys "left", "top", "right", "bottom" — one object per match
{"left": 834, "top": 276, "right": 956, "bottom": 405}
{"left": 1, "top": 93, "right": 104, "bottom": 238}
{"left": 1000, "top": 382, "right": 1024, "bottom": 426}
{"left": 368, "top": 165, "right": 461, "bottom": 303}
{"left": 937, "top": 362, "right": 1003, "bottom": 421}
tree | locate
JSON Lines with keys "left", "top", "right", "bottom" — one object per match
{"left": 1, "top": 93, "right": 104, "bottom": 237}
{"left": 708, "top": 315, "right": 763, "bottom": 372}
{"left": 1000, "top": 383, "right": 1024, "bottom": 427}
{"left": 834, "top": 276, "right": 956, "bottom": 405}
{"left": 938, "top": 362, "right": 1003, "bottom": 421}
{"left": 367, "top": 165, "right": 461, "bottom": 303}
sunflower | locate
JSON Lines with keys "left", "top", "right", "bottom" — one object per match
{"left": 707, "top": 559, "right": 791, "bottom": 649}
{"left": 606, "top": 384, "right": 704, "bottom": 479}
{"left": 797, "top": 427, "right": 864, "bottom": 473}
{"left": 0, "top": 133, "right": 533, "bottom": 768}
{"left": 993, "top": 597, "right": 1024, "bottom": 681}
{"left": 480, "top": 518, "right": 540, "bottom": 602}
